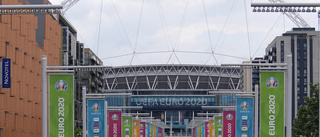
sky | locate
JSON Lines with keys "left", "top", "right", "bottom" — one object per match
{"left": 49, "top": 0, "right": 319, "bottom": 66}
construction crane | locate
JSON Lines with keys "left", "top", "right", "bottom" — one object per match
{"left": 60, "top": 0, "right": 79, "bottom": 14}
{"left": 268, "top": 0, "right": 310, "bottom": 28}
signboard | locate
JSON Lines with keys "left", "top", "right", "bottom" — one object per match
{"left": 214, "top": 117, "right": 223, "bottom": 137}
{"left": 88, "top": 100, "right": 105, "bottom": 137}
{"left": 153, "top": 125, "right": 156, "bottom": 137}
{"left": 49, "top": 74, "right": 74, "bottom": 137}
{"left": 146, "top": 123, "right": 151, "bottom": 137}
{"left": 140, "top": 122, "right": 146, "bottom": 137}
{"left": 122, "top": 117, "right": 133, "bottom": 137}
{"left": 109, "top": 111, "right": 122, "bottom": 137}
{"left": 209, "top": 120, "right": 214, "bottom": 137}
{"left": 260, "top": 71, "right": 284, "bottom": 137}
{"left": 133, "top": 120, "right": 140, "bottom": 137}
{"left": 236, "top": 97, "right": 254, "bottom": 137}
{"left": 223, "top": 111, "right": 235, "bottom": 137}
{"left": 205, "top": 122, "right": 209, "bottom": 137}
{"left": 202, "top": 123, "right": 205, "bottom": 137}
{"left": 131, "top": 96, "right": 214, "bottom": 110}
{"left": 150, "top": 124, "right": 154, "bottom": 137}
{"left": 2, "top": 59, "right": 10, "bottom": 88}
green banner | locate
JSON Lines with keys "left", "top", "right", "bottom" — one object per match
{"left": 122, "top": 117, "right": 133, "bottom": 137}
{"left": 49, "top": 74, "right": 74, "bottom": 137}
{"left": 150, "top": 124, "right": 154, "bottom": 137}
{"left": 214, "top": 117, "right": 223, "bottom": 137}
{"left": 260, "top": 71, "right": 284, "bottom": 137}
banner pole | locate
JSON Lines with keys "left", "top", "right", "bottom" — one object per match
{"left": 286, "top": 53, "right": 292, "bottom": 136}
{"left": 82, "top": 86, "right": 86, "bottom": 137}
{"left": 105, "top": 101, "right": 108, "bottom": 137}
{"left": 254, "top": 84, "right": 258, "bottom": 137}
{"left": 42, "top": 55, "right": 47, "bottom": 137}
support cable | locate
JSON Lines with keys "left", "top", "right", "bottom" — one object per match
{"left": 96, "top": 0, "right": 104, "bottom": 55}
{"left": 244, "top": 0, "right": 252, "bottom": 60}
{"left": 131, "top": 0, "right": 145, "bottom": 65}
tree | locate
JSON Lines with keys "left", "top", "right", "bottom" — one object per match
{"left": 74, "top": 127, "right": 83, "bottom": 137}
{"left": 292, "top": 83, "right": 319, "bottom": 137}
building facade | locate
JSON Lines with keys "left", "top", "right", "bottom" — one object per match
{"left": 82, "top": 48, "right": 103, "bottom": 94}
{"left": 103, "top": 64, "right": 242, "bottom": 136}
{"left": 264, "top": 28, "right": 320, "bottom": 117}
{"left": 0, "top": 0, "right": 62, "bottom": 136}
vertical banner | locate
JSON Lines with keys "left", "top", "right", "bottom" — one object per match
{"left": 157, "top": 127, "right": 161, "bottom": 137}
{"left": 49, "top": 74, "right": 74, "bottom": 137}
{"left": 150, "top": 124, "right": 154, "bottom": 137}
{"left": 236, "top": 97, "right": 254, "bottom": 137}
{"left": 260, "top": 71, "right": 284, "bottom": 137}
{"left": 2, "top": 59, "right": 10, "bottom": 88}
{"left": 133, "top": 120, "right": 140, "bottom": 137}
{"left": 122, "top": 117, "right": 133, "bottom": 137}
{"left": 205, "top": 122, "right": 209, "bottom": 137}
{"left": 109, "top": 111, "right": 122, "bottom": 137}
{"left": 155, "top": 126, "right": 158, "bottom": 137}
{"left": 209, "top": 120, "right": 214, "bottom": 137}
{"left": 223, "top": 111, "right": 235, "bottom": 137}
{"left": 146, "top": 123, "right": 151, "bottom": 137}
{"left": 202, "top": 123, "right": 205, "bottom": 137}
{"left": 198, "top": 124, "right": 201, "bottom": 137}
{"left": 214, "top": 117, "right": 223, "bottom": 137}
{"left": 140, "top": 122, "right": 146, "bottom": 137}
{"left": 153, "top": 125, "right": 156, "bottom": 137}
{"left": 88, "top": 100, "right": 105, "bottom": 137}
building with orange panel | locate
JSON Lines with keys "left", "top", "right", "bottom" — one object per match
{"left": 0, "top": 0, "right": 62, "bottom": 136}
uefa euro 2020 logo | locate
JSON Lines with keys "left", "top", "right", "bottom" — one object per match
{"left": 112, "top": 114, "right": 118, "bottom": 121}
{"left": 92, "top": 103, "right": 101, "bottom": 112}
{"left": 133, "top": 122, "right": 138, "bottom": 127}
{"left": 217, "top": 119, "right": 222, "bottom": 125}
{"left": 241, "top": 101, "right": 249, "bottom": 110}
{"left": 124, "top": 119, "right": 130, "bottom": 125}
{"left": 55, "top": 80, "right": 68, "bottom": 91}
{"left": 266, "top": 77, "right": 278, "bottom": 88}
{"left": 226, "top": 114, "right": 233, "bottom": 120}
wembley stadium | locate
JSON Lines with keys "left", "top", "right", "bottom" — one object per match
{"left": 102, "top": 64, "right": 243, "bottom": 136}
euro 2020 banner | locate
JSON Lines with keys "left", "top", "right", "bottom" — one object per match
{"left": 214, "top": 116, "right": 223, "bottom": 137}
{"left": 109, "top": 111, "right": 122, "bottom": 137}
{"left": 236, "top": 97, "right": 253, "bottom": 137}
{"left": 122, "top": 117, "right": 133, "bottom": 137}
{"left": 223, "top": 111, "right": 235, "bottom": 137}
{"left": 260, "top": 71, "right": 284, "bottom": 137}
{"left": 49, "top": 74, "right": 74, "bottom": 137}
{"left": 88, "top": 100, "right": 105, "bottom": 137}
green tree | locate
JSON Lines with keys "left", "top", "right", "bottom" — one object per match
{"left": 74, "top": 127, "right": 83, "bottom": 137}
{"left": 292, "top": 83, "right": 319, "bottom": 137}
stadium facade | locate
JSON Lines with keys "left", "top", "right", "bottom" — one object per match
{"left": 103, "top": 64, "right": 243, "bottom": 135}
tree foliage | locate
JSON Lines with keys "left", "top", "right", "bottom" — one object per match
{"left": 292, "top": 83, "right": 319, "bottom": 137}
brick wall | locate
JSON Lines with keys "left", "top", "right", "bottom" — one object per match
{"left": 0, "top": 0, "right": 61, "bottom": 136}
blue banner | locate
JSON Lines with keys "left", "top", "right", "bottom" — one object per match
{"left": 156, "top": 126, "right": 158, "bottom": 137}
{"left": 2, "top": 59, "right": 10, "bottom": 88}
{"left": 201, "top": 123, "right": 205, "bottom": 137}
{"left": 236, "top": 97, "right": 253, "bottom": 137}
{"left": 146, "top": 123, "right": 151, "bottom": 137}
{"left": 88, "top": 100, "right": 105, "bottom": 137}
